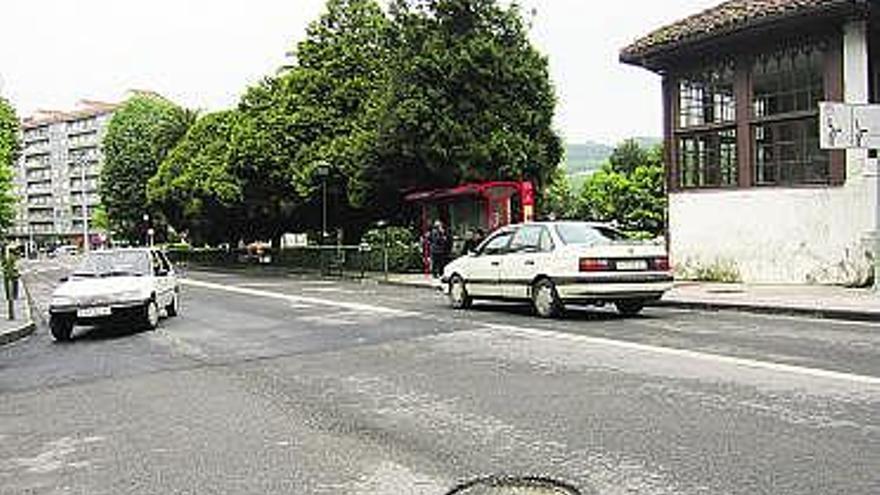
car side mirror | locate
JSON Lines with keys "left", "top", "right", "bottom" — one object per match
{"left": 59, "top": 276, "right": 68, "bottom": 283}
{"left": 155, "top": 269, "right": 169, "bottom": 277}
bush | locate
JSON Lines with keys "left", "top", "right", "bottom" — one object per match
{"left": 361, "top": 226, "right": 423, "bottom": 273}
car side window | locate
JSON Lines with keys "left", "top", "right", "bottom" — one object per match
{"left": 538, "top": 228, "right": 555, "bottom": 252}
{"left": 509, "top": 226, "right": 543, "bottom": 253}
{"left": 479, "top": 231, "right": 514, "bottom": 255}
{"left": 151, "top": 251, "right": 169, "bottom": 275}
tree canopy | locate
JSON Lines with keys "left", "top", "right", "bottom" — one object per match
{"left": 577, "top": 142, "right": 665, "bottom": 236}
{"left": 0, "top": 97, "right": 20, "bottom": 233}
{"left": 145, "top": 0, "right": 561, "bottom": 243}
{"left": 100, "top": 94, "right": 195, "bottom": 242}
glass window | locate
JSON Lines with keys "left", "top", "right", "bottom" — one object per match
{"left": 678, "top": 62, "right": 736, "bottom": 128}
{"left": 479, "top": 231, "right": 514, "bottom": 255}
{"left": 754, "top": 118, "right": 829, "bottom": 185}
{"left": 509, "top": 226, "right": 544, "bottom": 252}
{"left": 554, "top": 223, "right": 626, "bottom": 246}
{"left": 538, "top": 228, "right": 554, "bottom": 252}
{"left": 678, "top": 129, "right": 738, "bottom": 188}
{"left": 752, "top": 45, "right": 824, "bottom": 118}
{"left": 73, "top": 251, "right": 152, "bottom": 277}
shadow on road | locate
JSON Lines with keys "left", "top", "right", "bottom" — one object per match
{"left": 467, "top": 302, "right": 655, "bottom": 322}
{"left": 64, "top": 321, "right": 152, "bottom": 343}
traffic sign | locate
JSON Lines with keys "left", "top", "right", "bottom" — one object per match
{"left": 820, "top": 101, "right": 880, "bottom": 150}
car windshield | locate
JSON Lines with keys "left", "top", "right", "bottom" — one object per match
{"left": 72, "top": 251, "right": 151, "bottom": 277}
{"left": 554, "top": 223, "right": 628, "bottom": 245}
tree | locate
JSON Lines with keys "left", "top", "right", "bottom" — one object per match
{"left": 358, "top": 0, "right": 562, "bottom": 215}
{"left": 0, "top": 97, "right": 19, "bottom": 233}
{"left": 577, "top": 142, "right": 665, "bottom": 236}
{"left": 542, "top": 167, "right": 577, "bottom": 220}
{"left": 148, "top": 111, "right": 244, "bottom": 245}
{"left": 100, "top": 94, "right": 195, "bottom": 242}
{"left": 608, "top": 138, "right": 649, "bottom": 176}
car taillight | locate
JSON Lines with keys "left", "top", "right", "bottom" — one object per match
{"left": 579, "top": 258, "right": 611, "bottom": 272}
{"left": 651, "top": 256, "right": 670, "bottom": 271}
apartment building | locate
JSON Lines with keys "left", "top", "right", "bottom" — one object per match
{"left": 13, "top": 100, "right": 117, "bottom": 250}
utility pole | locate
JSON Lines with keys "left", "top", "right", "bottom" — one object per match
{"left": 78, "top": 156, "right": 89, "bottom": 253}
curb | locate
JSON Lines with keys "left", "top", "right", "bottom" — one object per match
{"left": 651, "top": 299, "right": 880, "bottom": 323}
{"left": 0, "top": 280, "right": 37, "bottom": 347}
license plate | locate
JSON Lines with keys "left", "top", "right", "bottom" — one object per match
{"left": 77, "top": 306, "right": 112, "bottom": 318}
{"left": 616, "top": 260, "right": 648, "bottom": 271}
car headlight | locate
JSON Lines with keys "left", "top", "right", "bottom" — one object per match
{"left": 50, "top": 295, "right": 75, "bottom": 307}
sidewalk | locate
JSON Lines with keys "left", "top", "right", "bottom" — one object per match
{"left": 378, "top": 273, "right": 880, "bottom": 322}
{"left": 0, "top": 295, "right": 35, "bottom": 346}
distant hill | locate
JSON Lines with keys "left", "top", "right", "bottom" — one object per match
{"left": 561, "top": 137, "right": 661, "bottom": 176}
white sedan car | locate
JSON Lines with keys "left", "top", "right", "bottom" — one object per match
{"left": 441, "top": 221, "right": 673, "bottom": 317}
{"left": 48, "top": 248, "right": 180, "bottom": 341}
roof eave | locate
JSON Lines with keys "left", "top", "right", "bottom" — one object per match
{"left": 620, "top": 1, "right": 867, "bottom": 73}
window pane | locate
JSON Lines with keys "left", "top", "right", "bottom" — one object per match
{"left": 677, "top": 128, "right": 738, "bottom": 188}
{"left": 753, "top": 44, "right": 824, "bottom": 118}
{"left": 678, "top": 61, "right": 736, "bottom": 128}
{"left": 753, "top": 118, "right": 829, "bottom": 185}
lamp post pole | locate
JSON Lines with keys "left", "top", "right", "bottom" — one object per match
{"left": 78, "top": 156, "right": 89, "bottom": 253}
{"left": 315, "top": 161, "right": 330, "bottom": 245}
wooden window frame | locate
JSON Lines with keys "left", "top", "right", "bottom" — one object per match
{"left": 665, "top": 33, "right": 845, "bottom": 192}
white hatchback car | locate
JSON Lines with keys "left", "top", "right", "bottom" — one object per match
{"left": 48, "top": 248, "right": 180, "bottom": 341}
{"left": 441, "top": 221, "right": 673, "bottom": 317}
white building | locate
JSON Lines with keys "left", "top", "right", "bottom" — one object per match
{"left": 621, "top": 0, "right": 878, "bottom": 285}
{"left": 13, "top": 100, "right": 117, "bottom": 250}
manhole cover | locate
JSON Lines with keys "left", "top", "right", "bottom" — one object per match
{"left": 447, "top": 477, "right": 581, "bottom": 495}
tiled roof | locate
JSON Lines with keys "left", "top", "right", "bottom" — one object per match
{"left": 21, "top": 100, "right": 119, "bottom": 129}
{"left": 621, "top": 0, "right": 862, "bottom": 65}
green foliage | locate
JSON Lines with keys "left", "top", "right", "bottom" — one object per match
{"left": 149, "top": 111, "right": 244, "bottom": 245}
{"left": 0, "top": 98, "right": 19, "bottom": 233}
{"left": 360, "top": 225, "right": 422, "bottom": 272}
{"left": 100, "top": 94, "right": 195, "bottom": 242}
{"left": 359, "top": 0, "right": 562, "bottom": 213}
{"left": 542, "top": 167, "right": 578, "bottom": 220}
{"left": 677, "top": 258, "right": 741, "bottom": 283}
{"left": 577, "top": 141, "right": 666, "bottom": 235}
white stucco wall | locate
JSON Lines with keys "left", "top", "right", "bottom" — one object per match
{"left": 670, "top": 20, "right": 878, "bottom": 285}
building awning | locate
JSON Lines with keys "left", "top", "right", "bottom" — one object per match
{"left": 620, "top": 0, "right": 865, "bottom": 71}
{"left": 404, "top": 181, "right": 523, "bottom": 203}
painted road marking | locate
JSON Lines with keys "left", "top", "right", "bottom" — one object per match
{"left": 182, "top": 278, "right": 880, "bottom": 386}
{"left": 182, "top": 279, "right": 417, "bottom": 317}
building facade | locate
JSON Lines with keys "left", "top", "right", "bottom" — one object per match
{"left": 622, "top": 0, "right": 878, "bottom": 285}
{"left": 13, "top": 100, "right": 117, "bottom": 251}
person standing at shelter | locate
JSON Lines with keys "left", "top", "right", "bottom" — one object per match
{"left": 429, "top": 220, "right": 449, "bottom": 278}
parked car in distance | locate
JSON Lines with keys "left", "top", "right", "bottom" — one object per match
{"left": 441, "top": 221, "right": 673, "bottom": 317}
{"left": 49, "top": 245, "right": 79, "bottom": 258}
{"left": 48, "top": 248, "right": 180, "bottom": 341}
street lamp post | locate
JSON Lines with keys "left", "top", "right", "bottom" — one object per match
{"left": 315, "top": 162, "right": 330, "bottom": 244}
{"left": 77, "top": 156, "right": 89, "bottom": 253}
{"left": 143, "top": 213, "right": 150, "bottom": 247}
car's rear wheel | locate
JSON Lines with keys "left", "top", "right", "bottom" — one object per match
{"left": 50, "top": 315, "right": 74, "bottom": 342}
{"left": 166, "top": 291, "right": 180, "bottom": 317}
{"left": 448, "top": 275, "right": 472, "bottom": 309}
{"left": 615, "top": 299, "right": 645, "bottom": 316}
{"left": 532, "top": 279, "right": 563, "bottom": 318}
{"left": 142, "top": 299, "right": 160, "bottom": 330}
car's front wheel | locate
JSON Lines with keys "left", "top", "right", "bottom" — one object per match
{"left": 166, "top": 291, "right": 180, "bottom": 317}
{"left": 141, "top": 299, "right": 160, "bottom": 330}
{"left": 615, "top": 299, "right": 645, "bottom": 316}
{"left": 532, "top": 279, "right": 563, "bottom": 318}
{"left": 50, "top": 315, "right": 74, "bottom": 342}
{"left": 448, "top": 275, "right": 472, "bottom": 309}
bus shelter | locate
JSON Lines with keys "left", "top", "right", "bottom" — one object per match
{"left": 405, "top": 181, "right": 535, "bottom": 273}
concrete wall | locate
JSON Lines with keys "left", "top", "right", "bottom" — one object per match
{"left": 670, "top": 21, "right": 877, "bottom": 285}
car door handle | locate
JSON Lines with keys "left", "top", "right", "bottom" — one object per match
{"left": 524, "top": 260, "right": 535, "bottom": 266}
{"left": 490, "top": 261, "right": 500, "bottom": 266}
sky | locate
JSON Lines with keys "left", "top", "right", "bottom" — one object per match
{"left": 0, "top": 0, "right": 722, "bottom": 145}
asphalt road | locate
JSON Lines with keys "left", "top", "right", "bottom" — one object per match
{"left": 1, "top": 260, "right": 878, "bottom": 495}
